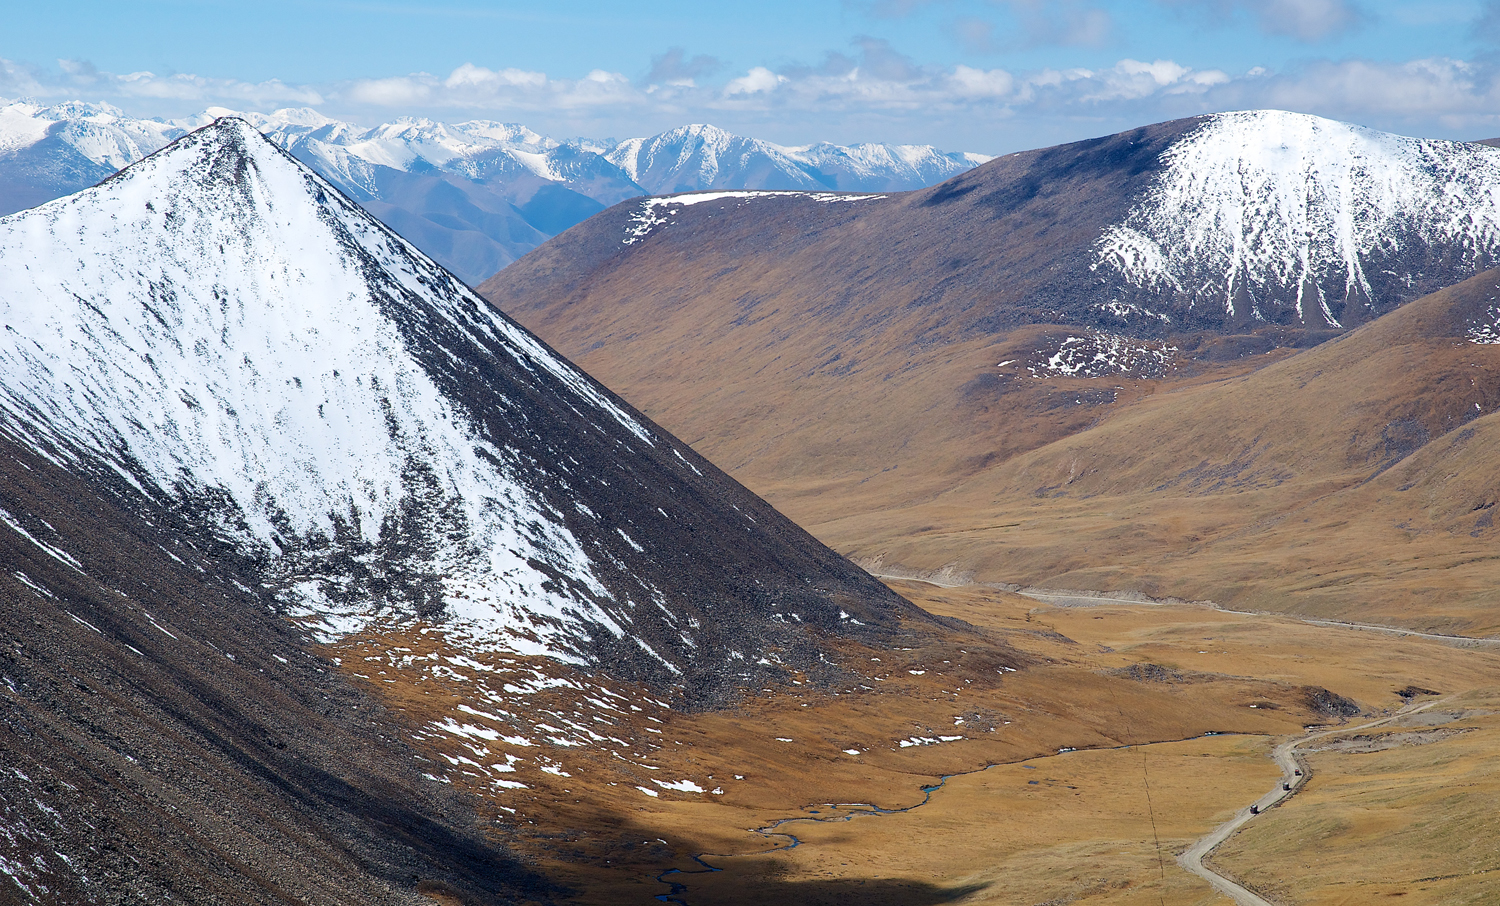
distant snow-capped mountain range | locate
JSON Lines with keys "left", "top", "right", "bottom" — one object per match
{"left": 0, "top": 99, "right": 990, "bottom": 283}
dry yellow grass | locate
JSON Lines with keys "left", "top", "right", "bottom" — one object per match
{"left": 477, "top": 184, "right": 1500, "bottom": 902}
{"left": 806, "top": 273, "right": 1500, "bottom": 634}
{"left": 669, "top": 733, "right": 1276, "bottom": 906}
{"left": 337, "top": 580, "right": 1500, "bottom": 904}
{"left": 1211, "top": 690, "right": 1500, "bottom": 905}
{"left": 496, "top": 225, "right": 1500, "bottom": 635}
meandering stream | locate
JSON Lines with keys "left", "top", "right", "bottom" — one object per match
{"left": 653, "top": 732, "right": 1248, "bottom": 904}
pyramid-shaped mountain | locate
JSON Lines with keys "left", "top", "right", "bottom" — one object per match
{"left": 0, "top": 118, "right": 954, "bottom": 902}
{"left": 0, "top": 117, "right": 923, "bottom": 695}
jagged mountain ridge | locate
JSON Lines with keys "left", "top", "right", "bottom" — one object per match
{"left": 0, "top": 117, "right": 924, "bottom": 697}
{"left": 604, "top": 123, "right": 986, "bottom": 194}
{"left": 0, "top": 100, "right": 988, "bottom": 283}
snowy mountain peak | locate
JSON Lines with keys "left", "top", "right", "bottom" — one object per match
{"left": 606, "top": 122, "right": 987, "bottom": 194}
{"left": 254, "top": 106, "right": 340, "bottom": 129}
{"left": 453, "top": 120, "right": 555, "bottom": 150}
{"left": 664, "top": 123, "right": 735, "bottom": 143}
{"left": 606, "top": 122, "right": 820, "bottom": 193}
{"left": 0, "top": 118, "right": 914, "bottom": 690}
{"left": 1092, "top": 109, "right": 1500, "bottom": 326}
{"left": 0, "top": 99, "right": 183, "bottom": 168}
{"left": 0, "top": 118, "right": 652, "bottom": 659}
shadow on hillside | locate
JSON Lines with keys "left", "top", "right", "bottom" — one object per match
{"left": 643, "top": 851, "right": 988, "bottom": 906}
{"left": 656, "top": 874, "right": 988, "bottom": 905}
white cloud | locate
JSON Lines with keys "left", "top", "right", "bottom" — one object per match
{"left": 724, "top": 67, "right": 787, "bottom": 97}
{"left": 706, "top": 53, "right": 1234, "bottom": 114}
{"left": 1075, "top": 59, "right": 1229, "bottom": 101}
{"left": 1240, "top": 57, "right": 1497, "bottom": 119}
{"left": 949, "top": 65, "right": 1015, "bottom": 99}
{"left": 443, "top": 63, "right": 547, "bottom": 92}
{"left": 4, "top": 48, "right": 1500, "bottom": 152}
{"left": 340, "top": 64, "right": 637, "bottom": 112}
{"left": 325, "top": 53, "right": 1484, "bottom": 138}
{"left": 343, "top": 75, "right": 432, "bottom": 107}
{"left": 0, "top": 58, "right": 322, "bottom": 108}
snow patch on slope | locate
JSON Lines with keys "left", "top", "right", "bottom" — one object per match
{"left": 1092, "top": 110, "right": 1500, "bottom": 325}
{"left": 1028, "top": 334, "right": 1177, "bottom": 378}
{"left": 622, "top": 190, "right": 886, "bottom": 245}
{"left": 1467, "top": 295, "right": 1500, "bottom": 344}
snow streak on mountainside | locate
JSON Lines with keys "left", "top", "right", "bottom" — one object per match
{"left": 621, "top": 190, "right": 887, "bottom": 244}
{"left": 1093, "top": 110, "right": 1500, "bottom": 327}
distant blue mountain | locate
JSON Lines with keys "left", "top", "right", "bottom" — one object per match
{"left": 0, "top": 100, "right": 990, "bottom": 285}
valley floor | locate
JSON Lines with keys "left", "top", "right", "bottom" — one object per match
{"left": 460, "top": 580, "right": 1500, "bottom": 905}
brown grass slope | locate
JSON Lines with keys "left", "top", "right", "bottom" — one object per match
{"left": 480, "top": 119, "right": 1316, "bottom": 530}
{"left": 833, "top": 269, "right": 1500, "bottom": 632}
{"left": 480, "top": 137, "right": 1500, "bottom": 634}
{"left": 484, "top": 112, "right": 1445, "bottom": 344}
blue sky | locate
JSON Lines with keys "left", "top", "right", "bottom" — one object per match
{"left": 4, "top": 0, "right": 1500, "bottom": 152}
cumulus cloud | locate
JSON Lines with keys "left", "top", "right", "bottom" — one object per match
{"left": 340, "top": 64, "right": 637, "bottom": 112}
{"left": 707, "top": 46, "right": 1228, "bottom": 115}
{"left": 1229, "top": 57, "right": 1500, "bottom": 120}
{"left": 949, "top": 64, "right": 1015, "bottom": 98}
{"left": 318, "top": 48, "right": 1500, "bottom": 134}
{"left": 4, "top": 45, "right": 1500, "bottom": 151}
{"left": 724, "top": 67, "right": 787, "bottom": 97}
{"left": 0, "top": 57, "right": 322, "bottom": 108}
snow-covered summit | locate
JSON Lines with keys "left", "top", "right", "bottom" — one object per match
{"left": 0, "top": 118, "right": 654, "bottom": 654}
{"left": 0, "top": 118, "right": 911, "bottom": 686}
{"left": 791, "top": 141, "right": 992, "bottom": 192}
{"left": 1093, "top": 110, "right": 1500, "bottom": 327}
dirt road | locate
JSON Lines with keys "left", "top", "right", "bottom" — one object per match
{"left": 1178, "top": 697, "right": 1451, "bottom": 905}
